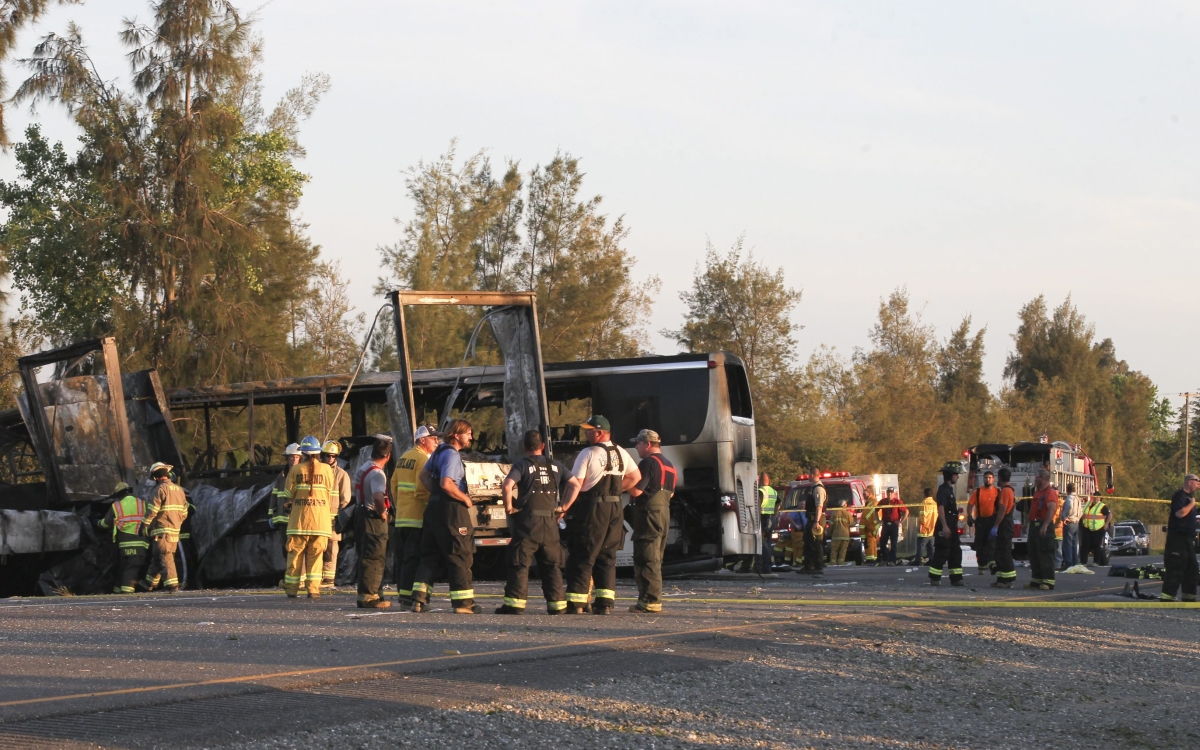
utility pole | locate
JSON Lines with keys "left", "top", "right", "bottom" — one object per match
{"left": 1183, "top": 392, "right": 1198, "bottom": 475}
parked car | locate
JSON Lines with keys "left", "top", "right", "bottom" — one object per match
{"left": 1109, "top": 522, "right": 1150, "bottom": 556}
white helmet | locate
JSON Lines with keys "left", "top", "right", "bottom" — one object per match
{"left": 283, "top": 443, "right": 301, "bottom": 456}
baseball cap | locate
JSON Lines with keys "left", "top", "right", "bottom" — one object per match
{"left": 631, "top": 429, "right": 661, "bottom": 445}
{"left": 578, "top": 415, "right": 611, "bottom": 432}
{"left": 415, "top": 425, "right": 439, "bottom": 441}
{"left": 1186, "top": 473, "right": 1200, "bottom": 483}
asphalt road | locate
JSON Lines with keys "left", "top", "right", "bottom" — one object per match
{"left": 0, "top": 554, "right": 1187, "bottom": 749}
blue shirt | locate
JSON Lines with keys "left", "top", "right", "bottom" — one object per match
{"left": 431, "top": 445, "right": 467, "bottom": 495}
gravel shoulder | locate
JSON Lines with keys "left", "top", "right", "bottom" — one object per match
{"left": 221, "top": 607, "right": 1200, "bottom": 750}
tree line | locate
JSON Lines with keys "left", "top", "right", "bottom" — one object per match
{"left": 0, "top": 1, "right": 1187, "bottom": 508}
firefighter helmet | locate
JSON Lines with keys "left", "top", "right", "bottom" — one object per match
{"left": 149, "top": 461, "right": 173, "bottom": 474}
{"left": 283, "top": 442, "right": 301, "bottom": 456}
{"left": 941, "top": 461, "right": 963, "bottom": 476}
{"left": 113, "top": 481, "right": 132, "bottom": 494}
{"left": 321, "top": 440, "right": 341, "bottom": 456}
{"left": 299, "top": 436, "right": 322, "bottom": 455}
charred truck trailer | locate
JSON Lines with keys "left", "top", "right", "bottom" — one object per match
{"left": 0, "top": 293, "right": 761, "bottom": 594}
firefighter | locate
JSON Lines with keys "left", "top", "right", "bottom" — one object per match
{"left": 99, "top": 482, "right": 147, "bottom": 593}
{"left": 878, "top": 487, "right": 906, "bottom": 566}
{"left": 928, "top": 462, "right": 964, "bottom": 586}
{"left": 917, "top": 488, "right": 936, "bottom": 565}
{"left": 1161, "top": 473, "right": 1199, "bottom": 602}
{"left": 138, "top": 463, "right": 188, "bottom": 592}
{"left": 412, "top": 419, "right": 481, "bottom": 614}
{"left": 321, "top": 440, "right": 352, "bottom": 589}
{"left": 628, "top": 429, "right": 676, "bottom": 613}
{"left": 1079, "top": 492, "right": 1112, "bottom": 566}
{"left": 392, "top": 425, "right": 438, "bottom": 608}
{"left": 495, "top": 429, "right": 570, "bottom": 615}
{"left": 1025, "top": 469, "right": 1059, "bottom": 591}
{"left": 990, "top": 467, "right": 1017, "bottom": 588}
{"left": 270, "top": 443, "right": 302, "bottom": 584}
{"left": 758, "top": 472, "right": 777, "bottom": 574}
{"left": 801, "top": 469, "right": 827, "bottom": 574}
{"left": 354, "top": 436, "right": 393, "bottom": 608}
{"left": 830, "top": 502, "right": 851, "bottom": 565}
{"left": 283, "top": 436, "right": 333, "bottom": 599}
{"left": 558, "top": 415, "right": 641, "bottom": 615}
{"left": 860, "top": 490, "right": 880, "bottom": 566}
{"left": 966, "top": 471, "right": 998, "bottom": 574}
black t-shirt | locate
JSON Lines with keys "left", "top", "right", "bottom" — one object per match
{"left": 936, "top": 483, "right": 957, "bottom": 529}
{"left": 506, "top": 455, "right": 571, "bottom": 508}
{"left": 1168, "top": 489, "right": 1197, "bottom": 534}
{"left": 634, "top": 453, "right": 677, "bottom": 496}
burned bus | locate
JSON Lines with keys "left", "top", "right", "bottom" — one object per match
{"left": 161, "top": 351, "right": 760, "bottom": 578}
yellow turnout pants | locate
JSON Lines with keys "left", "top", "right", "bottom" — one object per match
{"left": 285, "top": 535, "right": 328, "bottom": 596}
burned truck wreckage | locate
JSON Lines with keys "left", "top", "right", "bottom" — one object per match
{"left": 0, "top": 291, "right": 760, "bottom": 596}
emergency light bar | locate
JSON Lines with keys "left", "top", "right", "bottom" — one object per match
{"left": 794, "top": 471, "right": 851, "bottom": 480}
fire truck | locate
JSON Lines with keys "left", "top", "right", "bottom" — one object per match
{"left": 776, "top": 471, "right": 900, "bottom": 565}
{"left": 941, "top": 438, "right": 1114, "bottom": 553}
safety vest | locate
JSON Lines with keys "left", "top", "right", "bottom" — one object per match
{"left": 111, "top": 494, "right": 144, "bottom": 535}
{"left": 392, "top": 446, "right": 431, "bottom": 528}
{"left": 1082, "top": 499, "right": 1108, "bottom": 531}
{"left": 759, "top": 485, "right": 778, "bottom": 515}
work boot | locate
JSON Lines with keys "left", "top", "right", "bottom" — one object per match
{"left": 592, "top": 604, "right": 612, "bottom": 615}
{"left": 163, "top": 586, "right": 179, "bottom": 594}
{"left": 1024, "top": 582, "right": 1041, "bottom": 590}
{"left": 136, "top": 581, "right": 152, "bottom": 593}
{"left": 286, "top": 593, "right": 299, "bottom": 599}
{"left": 494, "top": 605, "right": 524, "bottom": 615}
{"left": 321, "top": 580, "right": 337, "bottom": 590}
{"left": 565, "top": 602, "right": 587, "bottom": 615}
{"left": 411, "top": 600, "right": 429, "bottom": 613}
{"left": 950, "top": 580, "right": 964, "bottom": 587}
{"left": 992, "top": 580, "right": 1012, "bottom": 589}
{"left": 357, "top": 598, "right": 391, "bottom": 609}
{"left": 454, "top": 603, "right": 483, "bottom": 614}
{"left": 307, "top": 592, "right": 320, "bottom": 600}
{"left": 397, "top": 597, "right": 413, "bottom": 610}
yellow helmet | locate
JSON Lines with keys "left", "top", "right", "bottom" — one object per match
{"left": 149, "top": 462, "right": 173, "bottom": 475}
{"left": 113, "top": 481, "right": 132, "bottom": 494}
{"left": 321, "top": 440, "right": 341, "bottom": 456}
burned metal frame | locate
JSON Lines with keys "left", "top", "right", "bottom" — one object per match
{"left": 17, "top": 337, "right": 135, "bottom": 504}
{"left": 387, "top": 290, "right": 552, "bottom": 448}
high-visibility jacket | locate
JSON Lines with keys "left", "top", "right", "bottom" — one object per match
{"left": 284, "top": 459, "right": 334, "bottom": 537}
{"left": 918, "top": 496, "right": 938, "bottom": 537}
{"left": 269, "top": 469, "right": 291, "bottom": 526}
{"left": 392, "top": 446, "right": 432, "bottom": 528}
{"left": 328, "top": 464, "right": 352, "bottom": 540}
{"left": 969, "top": 486, "right": 999, "bottom": 518}
{"left": 860, "top": 501, "right": 880, "bottom": 534}
{"left": 1082, "top": 498, "right": 1109, "bottom": 531}
{"left": 830, "top": 506, "right": 851, "bottom": 540}
{"left": 100, "top": 493, "right": 148, "bottom": 549}
{"left": 143, "top": 481, "right": 188, "bottom": 538}
{"left": 759, "top": 486, "right": 778, "bottom": 515}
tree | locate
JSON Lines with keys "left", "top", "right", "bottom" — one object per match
{"left": 0, "top": 1, "right": 328, "bottom": 386}
{"left": 665, "top": 236, "right": 800, "bottom": 388}
{"left": 0, "top": 0, "right": 80, "bottom": 147}
{"left": 1003, "top": 295, "right": 1170, "bottom": 501}
{"left": 298, "top": 260, "right": 365, "bottom": 374}
{"left": 666, "top": 237, "right": 802, "bottom": 479}
{"left": 377, "top": 145, "right": 656, "bottom": 368}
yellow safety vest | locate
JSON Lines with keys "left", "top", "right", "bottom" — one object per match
{"left": 1082, "top": 499, "right": 1108, "bottom": 531}
{"left": 759, "top": 486, "right": 778, "bottom": 515}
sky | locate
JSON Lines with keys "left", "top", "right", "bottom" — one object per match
{"left": 2, "top": 0, "right": 1197, "bottom": 409}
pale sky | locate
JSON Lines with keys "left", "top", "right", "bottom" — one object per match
{"left": 3, "top": 1, "right": 1197, "bottom": 409}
